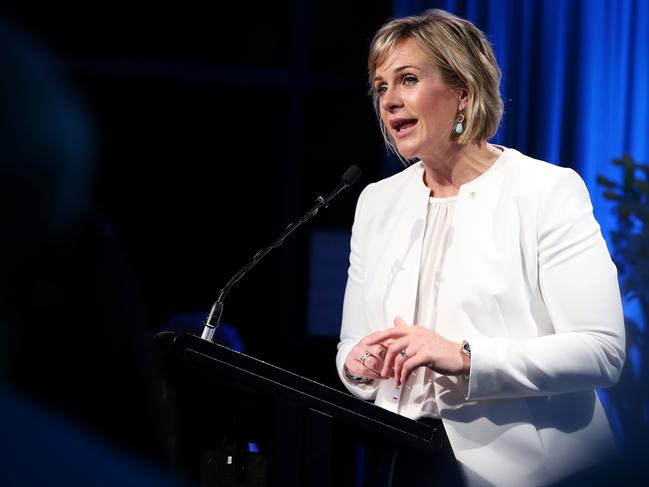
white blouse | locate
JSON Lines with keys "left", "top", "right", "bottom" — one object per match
{"left": 397, "top": 194, "right": 457, "bottom": 419}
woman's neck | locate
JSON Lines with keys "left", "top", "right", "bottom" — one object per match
{"left": 421, "top": 142, "right": 502, "bottom": 197}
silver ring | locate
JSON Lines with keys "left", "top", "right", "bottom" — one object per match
{"left": 400, "top": 348, "right": 409, "bottom": 359}
{"left": 359, "top": 351, "right": 373, "bottom": 366}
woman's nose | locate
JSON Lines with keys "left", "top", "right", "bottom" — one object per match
{"left": 381, "top": 88, "right": 403, "bottom": 112}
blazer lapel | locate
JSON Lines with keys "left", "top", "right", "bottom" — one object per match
{"left": 380, "top": 164, "right": 430, "bottom": 326}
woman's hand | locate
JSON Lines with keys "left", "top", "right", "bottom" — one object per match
{"left": 344, "top": 337, "right": 390, "bottom": 382}
{"left": 364, "top": 317, "right": 468, "bottom": 386}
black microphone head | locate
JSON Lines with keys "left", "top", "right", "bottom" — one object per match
{"left": 341, "top": 165, "right": 362, "bottom": 187}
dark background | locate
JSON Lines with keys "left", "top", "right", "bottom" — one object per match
{"left": 0, "top": 1, "right": 394, "bottom": 386}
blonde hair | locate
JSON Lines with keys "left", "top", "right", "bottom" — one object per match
{"left": 368, "top": 9, "right": 503, "bottom": 152}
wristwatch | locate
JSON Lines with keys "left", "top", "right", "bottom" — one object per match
{"left": 461, "top": 340, "right": 471, "bottom": 380}
{"left": 461, "top": 340, "right": 471, "bottom": 358}
{"left": 344, "top": 364, "right": 373, "bottom": 384}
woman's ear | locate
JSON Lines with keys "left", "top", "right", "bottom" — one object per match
{"left": 458, "top": 87, "right": 469, "bottom": 111}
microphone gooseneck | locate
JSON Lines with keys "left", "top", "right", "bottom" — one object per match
{"left": 201, "top": 165, "right": 362, "bottom": 342}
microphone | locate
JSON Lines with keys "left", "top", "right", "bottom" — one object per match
{"left": 201, "top": 165, "right": 362, "bottom": 342}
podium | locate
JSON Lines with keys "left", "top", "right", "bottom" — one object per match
{"left": 156, "top": 332, "right": 443, "bottom": 486}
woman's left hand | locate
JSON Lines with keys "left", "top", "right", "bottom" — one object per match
{"left": 364, "top": 316, "right": 468, "bottom": 386}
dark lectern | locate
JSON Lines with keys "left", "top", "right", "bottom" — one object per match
{"left": 156, "top": 332, "right": 442, "bottom": 487}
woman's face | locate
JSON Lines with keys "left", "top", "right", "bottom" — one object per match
{"left": 373, "top": 38, "right": 466, "bottom": 160}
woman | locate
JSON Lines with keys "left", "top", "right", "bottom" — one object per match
{"left": 336, "top": 9, "right": 625, "bottom": 487}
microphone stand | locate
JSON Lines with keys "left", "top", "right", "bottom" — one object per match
{"left": 201, "top": 167, "right": 360, "bottom": 342}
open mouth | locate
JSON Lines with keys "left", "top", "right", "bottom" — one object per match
{"left": 391, "top": 119, "right": 418, "bottom": 133}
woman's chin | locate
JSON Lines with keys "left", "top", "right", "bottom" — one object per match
{"left": 397, "top": 149, "right": 418, "bottom": 160}
{"left": 394, "top": 139, "right": 423, "bottom": 159}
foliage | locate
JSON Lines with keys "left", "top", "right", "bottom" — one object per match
{"left": 597, "top": 155, "right": 649, "bottom": 310}
{"left": 597, "top": 155, "right": 649, "bottom": 455}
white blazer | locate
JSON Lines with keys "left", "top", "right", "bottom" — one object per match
{"left": 336, "top": 147, "right": 625, "bottom": 486}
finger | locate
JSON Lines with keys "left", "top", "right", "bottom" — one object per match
{"left": 381, "top": 346, "right": 396, "bottom": 378}
{"left": 355, "top": 344, "right": 386, "bottom": 363}
{"left": 363, "top": 318, "right": 412, "bottom": 348}
{"left": 363, "top": 369, "right": 383, "bottom": 380}
{"left": 345, "top": 360, "right": 383, "bottom": 380}
{"left": 392, "top": 342, "right": 417, "bottom": 386}
{"left": 374, "top": 343, "right": 388, "bottom": 360}
{"left": 393, "top": 348, "right": 409, "bottom": 386}
{"left": 361, "top": 354, "right": 384, "bottom": 375}
{"left": 346, "top": 348, "right": 384, "bottom": 379}
{"left": 400, "top": 356, "right": 429, "bottom": 386}
{"left": 364, "top": 328, "right": 409, "bottom": 346}
{"left": 381, "top": 336, "right": 412, "bottom": 378}
{"left": 394, "top": 316, "right": 410, "bottom": 328}
{"left": 361, "top": 330, "right": 389, "bottom": 345}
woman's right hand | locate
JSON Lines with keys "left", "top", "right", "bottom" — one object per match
{"left": 344, "top": 338, "right": 389, "bottom": 381}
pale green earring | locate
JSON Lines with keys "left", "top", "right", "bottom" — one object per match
{"left": 455, "top": 113, "right": 465, "bottom": 134}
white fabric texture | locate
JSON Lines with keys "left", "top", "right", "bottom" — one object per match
{"left": 401, "top": 195, "right": 458, "bottom": 420}
{"left": 335, "top": 147, "right": 625, "bottom": 486}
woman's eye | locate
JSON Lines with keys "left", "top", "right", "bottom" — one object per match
{"left": 403, "top": 75, "right": 418, "bottom": 86}
{"left": 376, "top": 85, "right": 388, "bottom": 96}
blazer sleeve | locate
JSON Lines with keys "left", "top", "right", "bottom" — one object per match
{"left": 467, "top": 168, "right": 626, "bottom": 400}
{"left": 336, "top": 186, "right": 380, "bottom": 400}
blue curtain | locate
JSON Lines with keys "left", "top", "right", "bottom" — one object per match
{"left": 393, "top": 0, "right": 649, "bottom": 453}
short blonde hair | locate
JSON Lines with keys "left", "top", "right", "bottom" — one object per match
{"left": 368, "top": 9, "right": 503, "bottom": 149}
